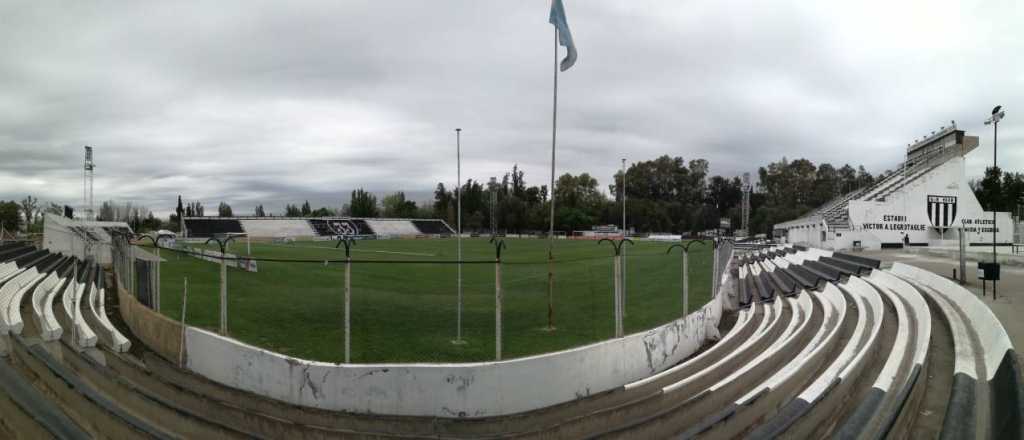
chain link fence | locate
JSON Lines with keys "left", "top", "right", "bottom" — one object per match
{"left": 116, "top": 237, "right": 721, "bottom": 364}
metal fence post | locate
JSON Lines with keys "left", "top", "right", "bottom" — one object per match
{"left": 683, "top": 249, "right": 689, "bottom": 315}
{"left": 206, "top": 236, "right": 237, "bottom": 336}
{"left": 179, "top": 277, "right": 188, "bottom": 368}
{"left": 600, "top": 238, "right": 632, "bottom": 338}
{"left": 614, "top": 253, "right": 623, "bottom": 337}
{"left": 336, "top": 237, "right": 356, "bottom": 363}
{"left": 490, "top": 237, "right": 506, "bottom": 360}
{"left": 220, "top": 256, "right": 227, "bottom": 335}
{"left": 668, "top": 240, "right": 704, "bottom": 318}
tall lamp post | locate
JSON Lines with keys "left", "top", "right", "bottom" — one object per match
{"left": 984, "top": 105, "right": 1005, "bottom": 298}
{"left": 454, "top": 128, "right": 465, "bottom": 344}
{"left": 620, "top": 158, "right": 627, "bottom": 311}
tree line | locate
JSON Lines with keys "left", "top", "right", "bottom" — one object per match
{"left": 3, "top": 158, "right": 1018, "bottom": 238}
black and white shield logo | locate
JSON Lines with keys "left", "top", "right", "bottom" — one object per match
{"left": 328, "top": 220, "right": 357, "bottom": 236}
{"left": 927, "top": 195, "right": 957, "bottom": 232}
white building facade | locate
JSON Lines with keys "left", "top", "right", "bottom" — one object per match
{"left": 775, "top": 126, "right": 1012, "bottom": 250}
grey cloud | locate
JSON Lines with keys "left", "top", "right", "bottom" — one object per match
{"left": 0, "top": 0, "right": 1021, "bottom": 216}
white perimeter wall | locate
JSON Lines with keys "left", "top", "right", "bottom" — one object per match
{"left": 183, "top": 292, "right": 724, "bottom": 418}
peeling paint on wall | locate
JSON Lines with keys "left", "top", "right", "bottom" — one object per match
{"left": 183, "top": 284, "right": 729, "bottom": 418}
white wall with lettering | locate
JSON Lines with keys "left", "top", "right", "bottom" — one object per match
{"left": 846, "top": 157, "right": 1012, "bottom": 245}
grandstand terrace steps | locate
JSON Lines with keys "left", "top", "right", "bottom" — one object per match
{"left": 0, "top": 243, "right": 1019, "bottom": 438}
{"left": 183, "top": 216, "right": 456, "bottom": 239}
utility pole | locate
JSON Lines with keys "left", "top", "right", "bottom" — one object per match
{"left": 454, "top": 128, "right": 464, "bottom": 344}
{"left": 984, "top": 105, "right": 1005, "bottom": 298}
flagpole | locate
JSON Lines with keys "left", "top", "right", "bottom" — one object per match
{"left": 547, "top": 26, "right": 558, "bottom": 330}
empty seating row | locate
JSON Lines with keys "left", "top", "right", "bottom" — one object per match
{"left": 183, "top": 218, "right": 244, "bottom": 237}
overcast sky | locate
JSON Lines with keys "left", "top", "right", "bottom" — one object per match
{"left": 1, "top": 0, "right": 1021, "bottom": 216}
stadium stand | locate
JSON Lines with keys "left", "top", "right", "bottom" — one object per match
{"left": 237, "top": 219, "right": 311, "bottom": 238}
{"left": 411, "top": 219, "right": 455, "bottom": 235}
{"left": 365, "top": 219, "right": 421, "bottom": 236}
{"left": 0, "top": 241, "right": 1018, "bottom": 438}
{"left": 183, "top": 218, "right": 244, "bottom": 238}
{"left": 308, "top": 218, "right": 375, "bottom": 236}
{"left": 183, "top": 217, "right": 452, "bottom": 239}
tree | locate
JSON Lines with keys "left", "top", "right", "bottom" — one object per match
{"left": 0, "top": 201, "right": 21, "bottom": 232}
{"left": 310, "top": 207, "right": 335, "bottom": 217}
{"left": 382, "top": 192, "right": 418, "bottom": 218}
{"left": 285, "top": 204, "right": 302, "bottom": 217}
{"left": 176, "top": 195, "right": 184, "bottom": 225}
{"left": 349, "top": 189, "right": 379, "bottom": 217}
{"left": 254, "top": 204, "right": 266, "bottom": 217}
{"left": 301, "top": 200, "right": 312, "bottom": 216}
{"left": 19, "top": 196, "right": 38, "bottom": 226}
{"left": 433, "top": 183, "right": 453, "bottom": 225}
{"left": 218, "top": 202, "right": 233, "bottom": 217}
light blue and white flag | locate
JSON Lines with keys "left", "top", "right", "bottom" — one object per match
{"left": 548, "top": 0, "right": 577, "bottom": 71}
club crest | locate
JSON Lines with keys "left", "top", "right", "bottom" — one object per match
{"left": 926, "top": 195, "right": 957, "bottom": 232}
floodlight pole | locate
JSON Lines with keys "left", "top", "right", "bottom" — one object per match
{"left": 455, "top": 128, "right": 464, "bottom": 344}
{"left": 984, "top": 106, "right": 1005, "bottom": 299}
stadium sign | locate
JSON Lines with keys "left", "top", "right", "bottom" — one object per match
{"left": 773, "top": 126, "right": 1015, "bottom": 249}
{"left": 927, "top": 195, "right": 957, "bottom": 233}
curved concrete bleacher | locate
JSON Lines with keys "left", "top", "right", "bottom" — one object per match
{"left": 85, "top": 269, "right": 131, "bottom": 353}
{"left": 0, "top": 242, "right": 1020, "bottom": 439}
{"left": 891, "top": 262, "right": 1023, "bottom": 439}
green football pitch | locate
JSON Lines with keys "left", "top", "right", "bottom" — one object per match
{"left": 149, "top": 237, "right": 714, "bottom": 363}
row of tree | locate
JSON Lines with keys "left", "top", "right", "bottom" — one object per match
{"left": 4, "top": 157, "right": 1016, "bottom": 238}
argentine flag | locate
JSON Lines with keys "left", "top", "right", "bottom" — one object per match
{"left": 549, "top": 0, "right": 577, "bottom": 71}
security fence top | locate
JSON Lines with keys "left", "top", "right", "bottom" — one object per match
{"left": 597, "top": 238, "right": 634, "bottom": 255}
{"left": 128, "top": 241, "right": 674, "bottom": 265}
{"left": 666, "top": 239, "right": 706, "bottom": 254}
{"left": 334, "top": 237, "right": 356, "bottom": 257}
{"left": 489, "top": 236, "right": 507, "bottom": 261}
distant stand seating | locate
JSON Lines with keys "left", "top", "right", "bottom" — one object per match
{"left": 308, "top": 219, "right": 375, "bottom": 237}
{"left": 184, "top": 219, "right": 244, "bottom": 238}
{"left": 412, "top": 220, "right": 454, "bottom": 235}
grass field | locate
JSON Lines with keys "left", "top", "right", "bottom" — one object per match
{"left": 148, "top": 237, "right": 713, "bottom": 363}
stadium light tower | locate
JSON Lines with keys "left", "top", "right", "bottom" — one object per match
{"left": 454, "top": 128, "right": 464, "bottom": 344}
{"left": 984, "top": 105, "right": 1005, "bottom": 298}
{"left": 84, "top": 146, "right": 95, "bottom": 220}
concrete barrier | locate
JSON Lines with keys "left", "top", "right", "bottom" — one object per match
{"left": 117, "top": 285, "right": 181, "bottom": 363}
{"left": 181, "top": 293, "right": 724, "bottom": 418}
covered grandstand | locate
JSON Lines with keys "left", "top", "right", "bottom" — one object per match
{"left": 775, "top": 125, "right": 1014, "bottom": 250}
{"left": 183, "top": 216, "right": 454, "bottom": 239}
